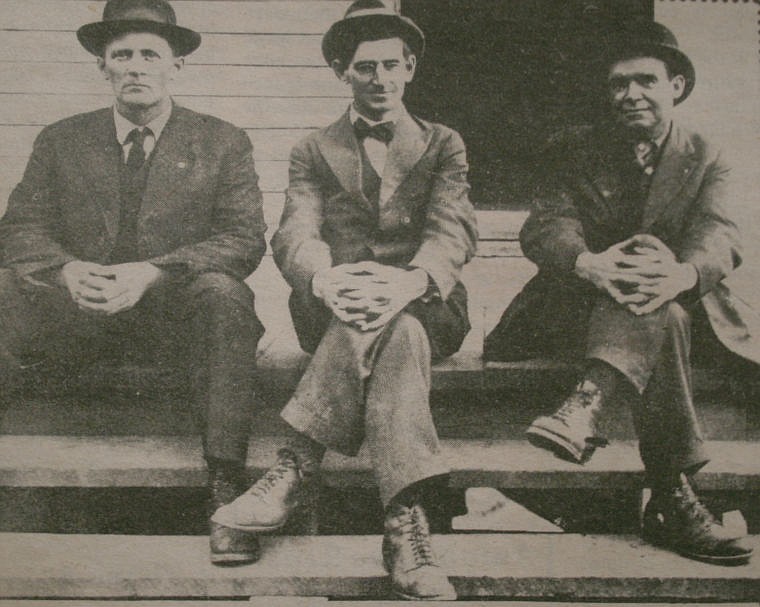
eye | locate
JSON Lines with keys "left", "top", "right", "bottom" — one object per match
{"left": 383, "top": 60, "right": 401, "bottom": 71}
{"left": 609, "top": 78, "right": 626, "bottom": 92}
{"left": 142, "top": 50, "right": 160, "bottom": 61}
{"left": 641, "top": 75, "right": 657, "bottom": 87}
{"left": 111, "top": 50, "right": 131, "bottom": 60}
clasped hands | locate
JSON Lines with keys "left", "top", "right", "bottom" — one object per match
{"left": 60, "top": 260, "right": 165, "bottom": 315}
{"left": 574, "top": 234, "right": 698, "bottom": 316}
{"left": 312, "top": 261, "right": 429, "bottom": 332}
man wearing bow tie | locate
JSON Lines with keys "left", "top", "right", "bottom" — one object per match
{"left": 213, "top": 0, "right": 477, "bottom": 599}
{"left": 485, "top": 21, "right": 757, "bottom": 565}
{"left": 0, "top": 0, "right": 266, "bottom": 565}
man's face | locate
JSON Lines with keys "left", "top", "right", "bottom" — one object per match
{"left": 99, "top": 32, "right": 182, "bottom": 111}
{"left": 336, "top": 37, "right": 416, "bottom": 120}
{"left": 608, "top": 56, "right": 685, "bottom": 136}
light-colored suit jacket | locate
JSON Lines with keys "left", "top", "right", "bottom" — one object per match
{"left": 0, "top": 104, "right": 266, "bottom": 282}
{"left": 486, "top": 122, "right": 759, "bottom": 364}
{"left": 272, "top": 107, "right": 478, "bottom": 304}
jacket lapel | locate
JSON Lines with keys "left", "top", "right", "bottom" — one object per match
{"left": 77, "top": 110, "right": 122, "bottom": 238}
{"left": 641, "top": 124, "right": 698, "bottom": 229}
{"left": 141, "top": 106, "right": 196, "bottom": 220}
{"left": 380, "top": 109, "right": 430, "bottom": 205}
{"left": 316, "top": 109, "right": 364, "bottom": 200}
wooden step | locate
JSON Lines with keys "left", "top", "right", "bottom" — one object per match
{"left": 1, "top": 602, "right": 755, "bottom": 607}
{"left": 0, "top": 533, "right": 757, "bottom": 600}
{"left": 1, "top": 436, "right": 758, "bottom": 491}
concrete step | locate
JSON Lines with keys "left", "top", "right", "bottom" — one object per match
{"left": 0, "top": 533, "right": 757, "bottom": 600}
{"left": 1, "top": 435, "right": 758, "bottom": 491}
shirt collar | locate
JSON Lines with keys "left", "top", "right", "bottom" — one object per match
{"left": 113, "top": 103, "right": 173, "bottom": 145}
{"left": 350, "top": 103, "right": 399, "bottom": 127}
{"left": 652, "top": 121, "right": 672, "bottom": 150}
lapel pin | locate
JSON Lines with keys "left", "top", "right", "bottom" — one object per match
{"left": 177, "top": 161, "right": 187, "bottom": 169}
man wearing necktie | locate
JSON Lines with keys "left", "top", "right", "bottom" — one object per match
{"left": 213, "top": 0, "right": 477, "bottom": 600}
{"left": 0, "top": 0, "right": 266, "bottom": 565}
{"left": 485, "top": 21, "right": 757, "bottom": 565}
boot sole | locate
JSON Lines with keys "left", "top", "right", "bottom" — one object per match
{"left": 526, "top": 424, "right": 590, "bottom": 464}
{"left": 209, "top": 516, "right": 287, "bottom": 532}
{"left": 210, "top": 552, "right": 259, "bottom": 565}
{"left": 391, "top": 586, "right": 457, "bottom": 601}
{"left": 643, "top": 529, "right": 753, "bottom": 566}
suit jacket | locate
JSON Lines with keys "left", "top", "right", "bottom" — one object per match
{"left": 271, "top": 107, "right": 478, "bottom": 354}
{"left": 485, "top": 122, "right": 760, "bottom": 364}
{"left": 0, "top": 104, "right": 266, "bottom": 282}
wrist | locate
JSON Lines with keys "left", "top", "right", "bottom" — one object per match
{"left": 678, "top": 262, "right": 698, "bottom": 292}
{"left": 574, "top": 251, "right": 593, "bottom": 279}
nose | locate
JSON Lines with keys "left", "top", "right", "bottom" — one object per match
{"left": 622, "top": 81, "right": 644, "bottom": 101}
{"left": 372, "top": 65, "right": 390, "bottom": 86}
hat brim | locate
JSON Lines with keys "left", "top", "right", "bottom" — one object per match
{"left": 322, "top": 14, "right": 425, "bottom": 65}
{"left": 77, "top": 19, "right": 201, "bottom": 57}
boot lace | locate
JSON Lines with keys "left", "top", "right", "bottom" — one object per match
{"left": 553, "top": 389, "right": 597, "bottom": 423}
{"left": 675, "top": 483, "right": 718, "bottom": 531}
{"left": 247, "top": 455, "right": 298, "bottom": 500}
{"left": 402, "top": 505, "right": 435, "bottom": 568}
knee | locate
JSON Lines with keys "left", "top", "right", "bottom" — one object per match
{"left": 662, "top": 301, "right": 690, "bottom": 331}
{"left": 189, "top": 272, "right": 255, "bottom": 312}
{"left": 383, "top": 313, "right": 430, "bottom": 356}
{"left": 0, "top": 269, "right": 24, "bottom": 309}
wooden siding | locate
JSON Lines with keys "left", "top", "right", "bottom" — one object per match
{"left": 0, "top": 0, "right": 351, "bottom": 218}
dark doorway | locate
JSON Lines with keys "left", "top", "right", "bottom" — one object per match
{"left": 403, "top": 0, "right": 653, "bottom": 209}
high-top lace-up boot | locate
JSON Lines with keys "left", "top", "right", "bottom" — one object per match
{"left": 526, "top": 380, "right": 608, "bottom": 463}
{"left": 382, "top": 502, "right": 456, "bottom": 601}
{"left": 643, "top": 473, "right": 753, "bottom": 565}
{"left": 208, "top": 466, "right": 260, "bottom": 565}
{"left": 211, "top": 449, "right": 306, "bottom": 532}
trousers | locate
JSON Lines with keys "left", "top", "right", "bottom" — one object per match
{"left": 485, "top": 274, "right": 715, "bottom": 479}
{"left": 282, "top": 308, "right": 461, "bottom": 507}
{"left": 0, "top": 269, "right": 264, "bottom": 464}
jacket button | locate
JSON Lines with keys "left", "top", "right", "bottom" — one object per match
{"left": 401, "top": 216, "right": 411, "bottom": 225}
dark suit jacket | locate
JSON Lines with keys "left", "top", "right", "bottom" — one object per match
{"left": 0, "top": 104, "right": 266, "bottom": 282}
{"left": 485, "top": 123, "right": 760, "bottom": 365}
{"left": 271, "top": 107, "right": 478, "bottom": 355}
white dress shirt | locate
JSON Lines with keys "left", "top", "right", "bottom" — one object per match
{"left": 350, "top": 104, "right": 397, "bottom": 176}
{"left": 113, "top": 105, "right": 172, "bottom": 163}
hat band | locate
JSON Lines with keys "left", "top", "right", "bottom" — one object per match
{"left": 344, "top": 8, "right": 401, "bottom": 19}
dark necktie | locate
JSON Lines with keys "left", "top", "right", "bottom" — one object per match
{"left": 111, "top": 127, "right": 152, "bottom": 263}
{"left": 354, "top": 118, "right": 394, "bottom": 144}
{"left": 634, "top": 140, "right": 658, "bottom": 175}
{"left": 125, "top": 127, "right": 150, "bottom": 172}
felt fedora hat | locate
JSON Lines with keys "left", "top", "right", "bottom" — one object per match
{"left": 606, "top": 21, "right": 695, "bottom": 104}
{"left": 322, "top": 0, "right": 425, "bottom": 65}
{"left": 77, "top": 0, "right": 201, "bottom": 57}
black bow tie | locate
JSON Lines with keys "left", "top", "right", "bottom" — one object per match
{"left": 354, "top": 118, "right": 395, "bottom": 144}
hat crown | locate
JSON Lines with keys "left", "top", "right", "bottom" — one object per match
{"left": 102, "top": 0, "right": 177, "bottom": 25}
{"left": 344, "top": 0, "right": 401, "bottom": 19}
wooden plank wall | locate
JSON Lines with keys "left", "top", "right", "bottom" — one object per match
{"left": 0, "top": 0, "right": 352, "bottom": 228}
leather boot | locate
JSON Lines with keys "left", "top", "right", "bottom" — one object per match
{"left": 382, "top": 502, "right": 456, "bottom": 601}
{"left": 526, "top": 380, "right": 608, "bottom": 463}
{"left": 211, "top": 449, "right": 306, "bottom": 532}
{"left": 208, "top": 466, "right": 260, "bottom": 565}
{"left": 642, "top": 473, "right": 753, "bottom": 566}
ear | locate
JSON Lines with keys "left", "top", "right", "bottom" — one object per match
{"left": 331, "top": 59, "right": 348, "bottom": 83}
{"left": 171, "top": 55, "right": 184, "bottom": 80}
{"left": 97, "top": 56, "right": 107, "bottom": 79}
{"left": 670, "top": 73, "right": 686, "bottom": 101}
{"left": 403, "top": 54, "right": 417, "bottom": 82}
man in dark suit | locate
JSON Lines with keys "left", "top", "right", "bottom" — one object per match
{"left": 485, "top": 22, "right": 756, "bottom": 565}
{"left": 213, "top": 0, "right": 477, "bottom": 599}
{"left": 0, "top": 0, "right": 266, "bottom": 565}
